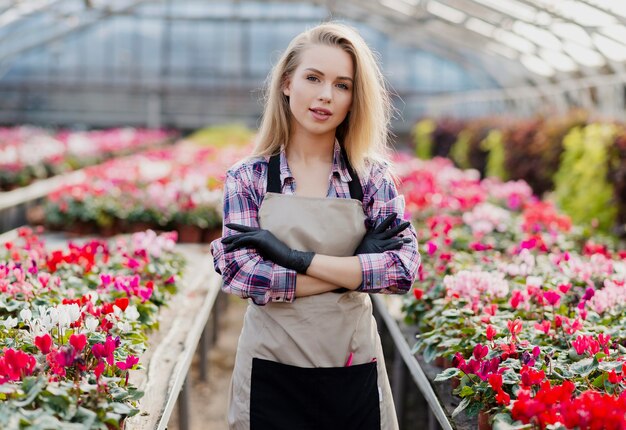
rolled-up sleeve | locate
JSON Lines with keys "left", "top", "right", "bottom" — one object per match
{"left": 357, "top": 162, "right": 421, "bottom": 294}
{"left": 209, "top": 166, "right": 297, "bottom": 305}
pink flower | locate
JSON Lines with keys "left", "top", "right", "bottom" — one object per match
{"left": 92, "top": 336, "right": 117, "bottom": 366}
{"left": 486, "top": 325, "right": 497, "bottom": 341}
{"left": 426, "top": 241, "right": 438, "bottom": 256}
{"left": 543, "top": 290, "right": 561, "bottom": 307}
{"left": 116, "top": 355, "right": 139, "bottom": 371}
{"left": 94, "top": 360, "right": 106, "bottom": 380}
{"left": 507, "top": 319, "right": 523, "bottom": 341}
{"left": 558, "top": 283, "right": 571, "bottom": 294}
{"left": 534, "top": 320, "right": 551, "bottom": 335}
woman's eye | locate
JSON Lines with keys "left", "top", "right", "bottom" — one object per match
{"left": 306, "top": 75, "right": 319, "bottom": 82}
{"left": 337, "top": 83, "right": 350, "bottom": 90}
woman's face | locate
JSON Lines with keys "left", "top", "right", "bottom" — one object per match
{"left": 283, "top": 44, "right": 354, "bottom": 139}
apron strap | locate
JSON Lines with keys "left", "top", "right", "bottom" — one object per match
{"left": 267, "top": 144, "right": 363, "bottom": 202}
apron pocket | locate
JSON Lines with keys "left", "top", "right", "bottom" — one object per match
{"left": 250, "top": 357, "right": 380, "bottom": 430}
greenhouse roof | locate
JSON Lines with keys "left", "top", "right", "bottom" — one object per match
{"left": 1, "top": 0, "right": 625, "bottom": 88}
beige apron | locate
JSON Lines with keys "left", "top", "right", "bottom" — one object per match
{"left": 226, "top": 160, "right": 398, "bottom": 430}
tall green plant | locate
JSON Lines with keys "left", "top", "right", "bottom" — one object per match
{"left": 414, "top": 119, "right": 435, "bottom": 159}
{"left": 481, "top": 129, "right": 507, "bottom": 180}
{"left": 553, "top": 123, "right": 617, "bottom": 232}
{"left": 450, "top": 130, "right": 472, "bottom": 169}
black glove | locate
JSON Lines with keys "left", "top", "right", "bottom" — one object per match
{"left": 221, "top": 223, "right": 315, "bottom": 274}
{"left": 355, "top": 213, "right": 412, "bottom": 255}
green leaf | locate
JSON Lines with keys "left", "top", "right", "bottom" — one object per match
{"left": 459, "top": 385, "right": 474, "bottom": 398}
{"left": 110, "top": 402, "right": 133, "bottom": 415}
{"left": 423, "top": 344, "right": 438, "bottom": 363}
{"left": 434, "top": 368, "right": 460, "bottom": 381}
{"left": 14, "top": 376, "right": 46, "bottom": 407}
{"left": 592, "top": 374, "right": 606, "bottom": 388}
{"left": 570, "top": 357, "right": 599, "bottom": 377}
{"left": 452, "top": 397, "right": 471, "bottom": 418}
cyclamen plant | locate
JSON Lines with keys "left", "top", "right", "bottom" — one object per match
{"left": 0, "top": 227, "right": 184, "bottom": 429}
{"left": 402, "top": 157, "right": 626, "bottom": 429}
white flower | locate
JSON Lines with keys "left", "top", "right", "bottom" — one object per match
{"left": 85, "top": 316, "right": 99, "bottom": 332}
{"left": 56, "top": 303, "right": 81, "bottom": 328}
{"left": 3, "top": 316, "right": 18, "bottom": 329}
{"left": 48, "top": 308, "right": 59, "bottom": 325}
{"left": 116, "top": 321, "right": 132, "bottom": 332}
{"left": 125, "top": 305, "right": 140, "bottom": 321}
{"left": 19, "top": 308, "right": 32, "bottom": 322}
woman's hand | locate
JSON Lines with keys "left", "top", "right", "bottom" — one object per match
{"left": 354, "top": 213, "right": 411, "bottom": 255}
{"left": 221, "top": 224, "right": 315, "bottom": 274}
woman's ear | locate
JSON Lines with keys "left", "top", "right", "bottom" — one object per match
{"left": 282, "top": 76, "right": 291, "bottom": 97}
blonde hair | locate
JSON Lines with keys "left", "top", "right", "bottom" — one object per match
{"left": 251, "top": 22, "right": 394, "bottom": 176}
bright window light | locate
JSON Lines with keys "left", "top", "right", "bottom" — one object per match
{"left": 538, "top": 49, "right": 578, "bottom": 72}
{"left": 485, "top": 42, "right": 518, "bottom": 60}
{"left": 520, "top": 54, "right": 555, "bottom": 77}
{"left": 600, "top": 25, "right": 626, "bottom": 44}
{"left": 379, "top": 0, "right": 418, "bottom": 16}
{"left": 513, "top": 21, "right": 561, "bottom": 50}
{"left": 562, "top": 41, "right": 606, "bottom": 68}
{"left": 593, "top": 33, "right": 626, "bottom": 62}
{"left": 494, "top": 29, "right": 535, "bottom": 54}
{"left": 550, "top": 22, "right": 592, "bottom": 48}
{"left": 542, "top": 1, "right": 616, "bottom": 26}
{"left": 584, "top": 0, "right": 626, "bottom": 19}
{"left": 472, "top": 0, "right": 537, "bottom": 21}
{"left": 465, "top": 17, "right": 495, "bottom": 38}
{"left": 426, "top": 1, "right": 465, "bottom": 23}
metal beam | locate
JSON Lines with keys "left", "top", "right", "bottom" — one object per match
{"left": 0, "top": 0, "right": 152, "bottom": 62}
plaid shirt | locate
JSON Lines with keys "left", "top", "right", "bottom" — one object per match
{"left": 210, "top": 140, "right": 421, "bottom": 305}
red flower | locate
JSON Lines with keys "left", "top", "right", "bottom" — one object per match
{"left": 488, "top": 373, "right": 503, "bottom": 391}
{"left": 115, "top": 297, "right": 129, "bottom": 312}
{"left": 486, "top": 325, "right": 497, "bottom": 341}
{"left": 0, "top": 348, "right": 36, "bottom": 382}
{"left": 413, "top": 288, "right": 424, "bottom": 300}
{"left": 69, "top": 333, "right": 87, "bottom": 352}
{"left": 608, "top": 370, "right": 622, "bottom": 385}
{"left": 495, "top": 389, "right": 510, "bottom": 406}
{"left": 34, "top": 333, "right": 53, "bottom": 355}
{"left": 473, "top": 344, "right": 489, "bottom": 360}
{"left": 520, "top": 365, "right": 546, "bottom": 387}
{"left": 507, "top": 319, "right": 523, "bottom": 341}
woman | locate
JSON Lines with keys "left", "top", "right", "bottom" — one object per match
{"left": 210, "top": 22, "right": 421, "bottom": 430}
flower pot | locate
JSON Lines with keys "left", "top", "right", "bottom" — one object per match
{"left": 202, "top": 227, "right": 222, "bottom": 244}
{"left": 99, "top": 220, "right": 120, "bottom": 238}
{"left": 178, "top": 224, "right": 203, "bottom": 243}
{"left": 128, "top": 222, "right": 153, "bottom": 233}
{"left": 451, "top": 376, "right": 460, "bottom": 390}
{"left": 434, "top": 355, "right": 445, "bottom": 368}
{"left": 478, "top": 410, "right": 491, "bottom": 430}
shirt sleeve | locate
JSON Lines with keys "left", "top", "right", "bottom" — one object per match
{"left": 356, "top": 162, "right": 421, "bottom": 294}
{"left": 209, "top": 166, "right": 297, "bottom": 305}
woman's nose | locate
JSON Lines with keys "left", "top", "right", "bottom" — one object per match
{"left": 318, "top": 84, "right": 332, "bottom": 102}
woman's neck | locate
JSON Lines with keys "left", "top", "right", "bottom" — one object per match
{"left": 286, "top": 134, "right": 335, "bottom": 165}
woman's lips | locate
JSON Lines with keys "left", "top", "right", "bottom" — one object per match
{"left": 309, "top": 108, "right": 332, "bottom": 121}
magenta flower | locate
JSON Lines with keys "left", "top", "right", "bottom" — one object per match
{"left": 116, "top": 355, "right": 139, "bottom": 370}
{"left": 473, "top": 344, "right": 489, "bottom": 360}
{"left": 92, "top": 336, "right": 117, "bottom": 366}
{"left": 543, "top": 290, "right": 561, "bottom": 307}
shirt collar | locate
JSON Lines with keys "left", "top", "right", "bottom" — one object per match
{"left": 278, "top": 138, "right": 352, "bottom": 186}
